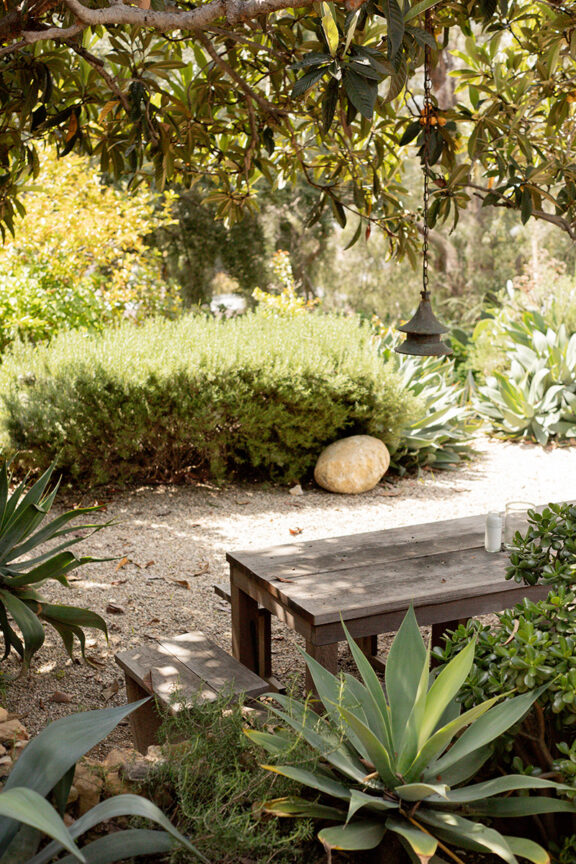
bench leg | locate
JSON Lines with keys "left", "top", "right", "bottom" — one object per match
{"left": 124, "top": 675, "right": 163, "bottom": 754}
{"left": 305, "top": 642, "right": 338, "bottom": 703}
{"left": 356, "top": 635, "right": 378, "bottom": 661}
{"left": 231, "top": 576, "right": 272, "bottom": 678}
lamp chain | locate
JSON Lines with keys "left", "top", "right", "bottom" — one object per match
{"left": 422, "top": 7, "right": 432, "bottom": 301}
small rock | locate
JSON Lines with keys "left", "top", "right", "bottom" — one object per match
{"left": 67, "top": 785, "right": 79, "bottom": 805}
{"left": 314, "top": 435, "right": 390, "bottom": 495}
{"left": 122, "top": 760, "right": 153, "bottom": 783}
{"left": 0, "top": 744, "right": 7, "bottom": 757}
{"left": 104, "top": 770, "right": 131, "bottom": 797}
{"left": 63, "top": 813, "right": 75, "bottom": 827}
{"left": 289, "top": 484, "right": 304, "bottom": 496}
{"left": 49, "top": 691, "right": 74, "bottom": 704}
{"left": 0, "top": 719, "right": 28, "bottom": 744}
{"left": 0, "top": 755, "right": 13, "bottom": 777}
{"left": 0, "top": 708, "right": 8, "bottom": 723}
{"left": 104, "top": 747, "right": 139, "bottom": 770}
{"left": 74, "top": 764, "right": 104, "bottom": 815}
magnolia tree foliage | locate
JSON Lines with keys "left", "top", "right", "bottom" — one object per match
{"left": 1, "top": 0, "right": 575, "bottom": 259}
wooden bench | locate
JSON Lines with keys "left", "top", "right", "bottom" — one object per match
{"left": 115, "top": 631, "right": 269, "bottom": 753}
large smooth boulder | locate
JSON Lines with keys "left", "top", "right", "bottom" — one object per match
{"left": 314, "top": 435, "right": 390, "bottom": 494}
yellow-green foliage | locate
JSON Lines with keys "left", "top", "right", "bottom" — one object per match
{"left": 0, "top": 151, "right": 180, "bottom": 352}
{"left": 0, "top": 312, "right": 413, "bottom": 485}
{"left": 253, "top": 251, "right": 319, "bottom": 317}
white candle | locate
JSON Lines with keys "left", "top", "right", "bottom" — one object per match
{"left": 485, "top": 512, "right": 502, "bottom": 553}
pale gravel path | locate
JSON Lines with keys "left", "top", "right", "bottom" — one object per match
{"left": 4, "top": 437, "right": 576, "bottom": 747}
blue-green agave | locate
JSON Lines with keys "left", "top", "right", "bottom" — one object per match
{"left": 247, "top": 609, "right": 575, "bottom": 863}
{"left": 0, "top": 700, "right": 207, "bottom": 863}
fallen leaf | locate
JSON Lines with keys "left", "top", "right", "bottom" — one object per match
{"left": 275, "top": 576, "right": 294, "bottom": 583}
{"left": 172, "top": 579, "right": 190, "bottom": 590}
{"left": 102, "top": 680, "right": 119, "bottom": 702}
{"left": 86, "top": 655, "right": 106, "bottom": 668}
{"left": 49, "top": 691, "right": 73, "bottom": 704}
{"left": 191, "top": 562, "right": 210, "bottom": 577}
{"left": 145, "top": 617, "right": 160, "bottom": 625}
{"left": 110, "top": 578, "right": 128, "bottom": 586}
{"left": 289, "top": 527, "right": 303, "bottom": 536}
{"left": 145, "top": 560, "right": 156, "bottom": 568}
{"left": 115, "top": 557, "right": 130, "bottom": 572}
{"left": 503, "top": 619, "right": 520, "bottom": 646}
{"left": 106, "top": 603, "right": 125, "bottom": 614}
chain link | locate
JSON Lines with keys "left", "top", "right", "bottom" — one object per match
{"left": 422, "top": 8, "right": 432, "bottom": 300}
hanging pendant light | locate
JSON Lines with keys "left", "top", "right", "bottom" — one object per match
{"left": 396, "top": 12, "right": 452, "bottom": 358}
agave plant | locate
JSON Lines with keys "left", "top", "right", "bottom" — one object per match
{"left": 375, "top": 327, "right": 477, "bottom": 474}
{"left": 0, "top": 462, "right": 109, "bottom": 670}
{"left": 0, "top": 699, "right": 208, "bottom": 863}
{"left": 247, "top": 609, "right": 575, "bottom": 863}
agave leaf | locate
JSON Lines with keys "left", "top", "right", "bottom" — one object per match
{"left": 336, "top": 704, "right": 398, "bottom": 787}
{"left": 260, "top": 796, "right": 345, "bottom": 820}
{"left": 435, "top": 774, "right": 572, "bottom": 804}
{"left": 0, "top": 601, "right": 24, "bottom": 660}
{"left": 243, "top": 728, "right": 295, "bottom": 756}
{"left": 341, "top": 622, "right": 393, "bottom": 748}
{"left": 418, "top": 810, "right": 517, "bottom": 864}
{"left": 395, "top": 782, "right": 448, "bottom": 801}
{"left": 10, "top": 551, "right": 113, "bottom": 588}
{"left": 468, "top": 797, "right": 576, "bottom": 818}
{"left": 0, "top": 589, "right": 45, "bottom": 670}
{"left": 385, "top": 606, "right": 427, "bottom": 756}
{"left": 299, "top": 649, "right": 370, "bottom": 758}
{"left": 7, "top": 508, "right": 108, "bottom": 563}
{"left": 39, "top": 604, "right": 108, "bottom": 638}
{"left": 0, "top": 701, "right": 149, "bottom": 851}
{"left": 346, "top": 788, "right": 398, "bottom": 823}
{"left": 0, "top": 789, "right": 84, "bottom": 862}
{"left": 397, "top": 642, "right": 430, "bottom": 774}
{"left": 319, "top": 819, "right": 387, "bottom": 851}
{"left": 428, "top": 745, "right": 493, "bottom": 788}
{"left": 24, "top": 794, "right": 205, "bottom": 864}
{"left": 504, "top": 836, "right": 550, "bottom": 864}
{"left": 412, "top": 696, "right": 501, "bottom": 781}
{"left": 386, "top": 815, "right": 438, "bottom": 862}
{"left": 261, "top": 764, "right": 351, "bottom": 802}
{"left": 427, "top": 687, "right": 546, "bottom": 778}
{"left": 418, "top": 638, "right": 476, "bottom": 747}
{"left": 50, "top": 830, "right": 175, "bottom": 864}
{"left": 265, "top": 700, "right": 370, "bottom": 784}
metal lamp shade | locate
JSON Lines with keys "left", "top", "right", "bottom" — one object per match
{"left": 395, "top": 291, "right": 453, "bottom": 357}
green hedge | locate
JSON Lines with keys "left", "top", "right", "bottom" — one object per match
{"left": 0, "top": 312, "right": 413, "bottom": 485}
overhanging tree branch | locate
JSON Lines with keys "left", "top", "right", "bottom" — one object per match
{"left": 61, "top": 0, "right": 314, "bottom": 33}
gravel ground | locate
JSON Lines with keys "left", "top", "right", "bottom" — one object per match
{"left": 3, "top": 436, "right": 576, "bottom": 749}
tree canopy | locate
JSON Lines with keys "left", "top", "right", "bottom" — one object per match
{"left": 1, "top": 0, "right": 575, "bottom": 259}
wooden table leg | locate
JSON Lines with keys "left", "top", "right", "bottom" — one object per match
{"left": 305, "top": 641, "right": 338, "bottom": 696}
{"left": 356, "top": 635, "right": 378, "bottom": 661}
{"left": 231, "top": 578, "right": 266, "bottom": 675}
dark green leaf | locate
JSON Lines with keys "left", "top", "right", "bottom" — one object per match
{"left": 322, "top": 77, "right": 339, "bottom": 135}
{"left": 343, "top": 69, "right": 378, "bottom": 119}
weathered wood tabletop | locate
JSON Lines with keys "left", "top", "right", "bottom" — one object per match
{"left": 227, "top": 513, "right": 547, "bottom": 688}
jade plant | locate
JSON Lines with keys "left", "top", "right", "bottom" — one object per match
{"left": 247, "top": 609, "right": 575, "bottom": 862}
{"left": 0, "top": 462, "right": 108, "bottom": 670}
{"left": 0, "top": 700, "right": 208, "bottom": 863}
{"left": 505, "top": 502, "right": 576, "bottom": 586}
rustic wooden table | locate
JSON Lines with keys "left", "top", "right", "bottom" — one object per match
{"left": 227, "top": 513, "right": 548, "bottom": 690}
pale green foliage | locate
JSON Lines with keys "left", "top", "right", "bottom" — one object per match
{"left": 0, "top": 701, "right": 205, "bottom": 863}
{"left": 0, "top": 313, "right": 413, "bottom": 484}
{"left": 374, "top": 324, "right": 478, "bottom": 472}
{"left": 248, "top": 609, "right": 574, "bottom": 862}
{"left": 475, "top": 308, "right": 576, "bottom": 444}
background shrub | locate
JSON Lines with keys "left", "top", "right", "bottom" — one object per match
{"left": 0, "top": 312, "right": 413, "bottom": 486}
